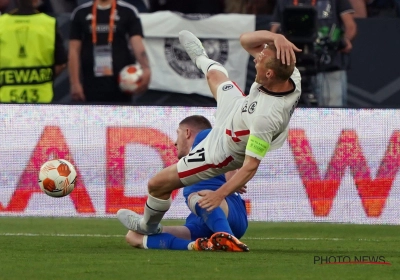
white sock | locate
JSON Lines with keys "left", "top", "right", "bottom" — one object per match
{"left": 195, "top": 56, "right": 229, "bottom": 77}
{"left": 142, "top": 235, "right": 149, "bottom": 249}
{"left": 187, "top": 241, "right": 195, "bottom": 250}
{"left": 140, "top": 194, "right": 171, "bottom": 232}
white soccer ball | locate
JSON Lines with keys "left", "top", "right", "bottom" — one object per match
{"left": 119, "top": 64, "right": 143, "bottom": 93}
{"left": 38, "top": 159, "right": 77, "bottom": 198}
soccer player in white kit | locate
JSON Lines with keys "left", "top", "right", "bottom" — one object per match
{"left": 117, "top": 29, "right": 302, "bottom": 241}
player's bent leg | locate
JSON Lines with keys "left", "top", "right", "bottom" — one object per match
{"left": 207, "top": 69, "right": 230, "bottom": 100}
{"left": 148, "top": 163, "right": 184, "bottom": 199}
{"left": 162, "top": 225, "right": 192, "bottom": 240}
{"left": 188, "top": 191, "right": 229, "bottom": 217}
{"left": 137, "top": 164, "right": 184, "bottom": 235}
{"left": 188, "top": 191, "right": 234, "bottom": 236}
{"left": 179, "top": 30, "right": 230, "bottom": 101}
{"left": 124, "top": 224, "right": 212, "bottom": 251}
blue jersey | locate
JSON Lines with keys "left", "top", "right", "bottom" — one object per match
{"left": 183, "top": 129, "right": 226, "bottom": 200}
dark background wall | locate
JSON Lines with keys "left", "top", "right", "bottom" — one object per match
{"left": 54, "top": 14, "right": 400, "bottom": 108}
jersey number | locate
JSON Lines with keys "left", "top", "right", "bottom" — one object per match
{"left": 187, "top": 148, "right": 205, "bottom": 162}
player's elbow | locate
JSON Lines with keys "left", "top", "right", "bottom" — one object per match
{"left": 243, "top": 157, "right": 261, "bottom": 174}
{"left": 239, "top": 33, "right": 248, "bottom": 48}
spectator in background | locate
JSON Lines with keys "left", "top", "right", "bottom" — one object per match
{"left": 349, "top": 0, "right": 368, "bottom": 17}
{"left": 68, "top": 0, "right": 151, "bottom": 103}
{"left": 0, "top": 0, "right": 16, "bottom": 14}
{"left": 77, "top": 0, "right": 149, "bottom": 12}
{"left": 224, "top": 0, "right": 248, "bottom": 13}
{"left": 270, "top": 0, "right": 357, "bottom": 107}
{"left": 0, "top": 0, "right": 67, "bottom": 103}
{"left": 247, "top": 0, "right": 277, "bottom": 15}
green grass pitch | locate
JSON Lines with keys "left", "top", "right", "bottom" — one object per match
{"left": 0, "top": 217, "right": 399, "bottom": 280}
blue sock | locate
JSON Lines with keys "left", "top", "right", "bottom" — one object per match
{"left": 146, "top": 233, "right": 192, "bottom": 250}
{"left": 195, "top": 203, "right": 233, "bottom": 235}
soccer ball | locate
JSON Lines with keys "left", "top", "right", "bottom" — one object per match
{"left": 119, "top": 64, "right": 143, "bottom": 93}
{"left": 38, "top": 159, "right": 77, "bottom": 198}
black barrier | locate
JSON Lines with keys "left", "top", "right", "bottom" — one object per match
{"left": 53, "top": 14, "right": 400, "bottom": 108}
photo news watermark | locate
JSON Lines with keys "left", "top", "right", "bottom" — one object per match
{"left": 314, "top": 256, "right": 391, "bottom": 265}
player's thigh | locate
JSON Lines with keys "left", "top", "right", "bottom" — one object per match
{"left": 162, "top": 225, "right": 191, "bottom": 240}
{"left": 148, "top": 163, "right": 184, "bottom": 198}
{"left": 214, "top": 81, "right": 245, "bottom": 126}
{"left": 184, "top": 213, "right": 213, "bottom": 240}
{"left": 226, "top": 195, "right": 248, "bottom": 239}
{"left": 207, "top": 69, "right": 230, "bottom": 100}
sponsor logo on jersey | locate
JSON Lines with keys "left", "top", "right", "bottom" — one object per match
{"left": 222, "top": 84, "right": 233, "bottom": 91}
{"left": 90, "top": 25, "right": 117, "bottom": 33}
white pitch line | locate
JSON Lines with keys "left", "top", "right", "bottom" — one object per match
{"left": 0, "top": 232, "right": 386, "bottom": 242}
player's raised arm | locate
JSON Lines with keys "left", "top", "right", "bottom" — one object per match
{"left": 240, "top": 30, "right": 301, "bottom": 65}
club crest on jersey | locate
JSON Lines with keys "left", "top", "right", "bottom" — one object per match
{"left": 248, "top": 101, "right": 257, "bottom": 114}
{"left": 223, "top": 84, "right": 233, "bottom": 91}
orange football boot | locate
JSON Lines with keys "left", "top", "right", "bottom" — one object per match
{"left": 210, "top": 232, "right": 249, "bottom": 252}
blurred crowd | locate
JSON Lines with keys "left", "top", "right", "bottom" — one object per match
{"left": 1, "top": 0, "right": 399, "bottom": 17}
{"left": 0, "top": 0, "right": 399, "bottom": 107}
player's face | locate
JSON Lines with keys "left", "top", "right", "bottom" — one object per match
{"left": 175, "top": 125, "right": 191, "bottom": 159}
{"left": 254, "top": 49, "right": 273, "bottom": 84}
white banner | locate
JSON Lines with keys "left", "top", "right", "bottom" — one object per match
{"left": 140, "top": 11, "right": 255, "bottom": 97}
{"left": 0, "top": 105, "right": 400, "bottom": 225}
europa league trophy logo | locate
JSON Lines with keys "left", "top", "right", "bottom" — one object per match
{"left": 16, "top": 26, "right": 29, "bottom": 58}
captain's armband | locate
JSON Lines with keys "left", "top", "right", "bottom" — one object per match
{"left": 246, "top": 135, "right": 270, "bottom": 158}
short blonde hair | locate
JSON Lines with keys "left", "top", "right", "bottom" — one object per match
{"left": 264, "top": 44, "right": 295, "bottom": 81}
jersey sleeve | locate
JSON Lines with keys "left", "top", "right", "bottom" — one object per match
{"left": 270, "top": 0, "right": 282, "bottom": 26}
{"left": 69, "top": 9, "right": 83, "bottom": 40}
{"left": 127, "top": 9, "right": 144, "bottom": 37}
{"left": 291, "top": 67, "right": 301, "bottom": 88}
{"left": 338, "top": 0, "right": 354, "bottom": 15}
{"left": 245, "top": 116, "right": 282, "bottom": 160}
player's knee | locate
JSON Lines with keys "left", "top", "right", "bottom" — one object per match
{"left": 188, "top": 193, "right": 202, "bottom": 215}
{"left": 206, "top": 69, "right": 229, "bottom": 85}
{"left": 148, "top": 178, "right": 170, "bottom": 198}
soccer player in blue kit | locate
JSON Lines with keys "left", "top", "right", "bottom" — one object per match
{"left": 118, "top": 115, "right": 249, "bottom": 251}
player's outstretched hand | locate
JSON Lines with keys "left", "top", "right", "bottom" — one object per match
{"left": 198, "top": 190, "right": 224, "bottom": 212}
{"left": 273, "top": 34, "right": 302, "bottom": 65}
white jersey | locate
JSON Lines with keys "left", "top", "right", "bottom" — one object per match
{"left": 222, "top": 67, "right": 302, "bottom": 160}
{"left": 177, "top": 68, "right": 301, "bottom": 185}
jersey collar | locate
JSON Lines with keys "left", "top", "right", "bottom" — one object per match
{"left": 258, "top": 78, "right": 296, "bottom": 97}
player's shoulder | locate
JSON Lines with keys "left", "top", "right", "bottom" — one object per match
{"left": 70, "top": 1, "right": 93, "bottom": 20}
{"left": 290, "top": 67, "right": 301, "bottom": 86}
{"left": 117, "top": 0, "right": 140, "bottom": 17}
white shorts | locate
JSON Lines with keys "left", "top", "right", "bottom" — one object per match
{"left": 177, "top": 81, "right": 245, "bottom": 186}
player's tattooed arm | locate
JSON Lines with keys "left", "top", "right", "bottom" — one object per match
{"left": 138, "top": 50, "right": 150, "bottom": 70}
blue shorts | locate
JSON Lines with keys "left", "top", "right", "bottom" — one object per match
{"left": 184, "top": 193, "right": 248, "bottom": 240}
